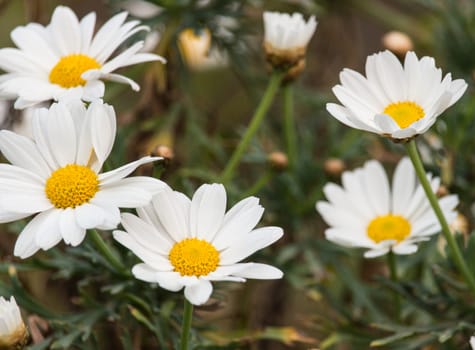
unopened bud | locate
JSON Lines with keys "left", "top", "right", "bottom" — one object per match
{"left": 0, "top": 297, "right": 28, "bottom": 350}
{"left": 324, "top": 158, "right": 345, "bottom": 176}
{"left": 382, "top": 31, "right": 413, "bottom": 57}
{"left": 268, "top": 151, "right": 288, "bottom": 170}
{"left": 151, "top": 145, "right": 174, "bottom": 161}
{"left": 436, "top": 185, "right": 449, "bottom": 197}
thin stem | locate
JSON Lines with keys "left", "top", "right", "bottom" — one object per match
{"left": 387, "top": 251, "right": 400, "bottom": 318}
{"left": 179, "top": 299, "right": 194, "bottom": 350}
{"left": 406, "top": 140, "right": 475, "bottom": 296}
{"left": 283, "top": 84, "right": 297, "bottom": 170}
{"left": 88, "top": 229, "right": 128, "bottom": 275}
{"left": 220, "top": 72, "right": 283, "bottom": 185}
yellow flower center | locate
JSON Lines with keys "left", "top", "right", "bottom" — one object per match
{"left": 49, "top": 54, "right": 101, "bottom": 88}
{"left": 383, "top": 101, "right": 425, "bottom": 128}
{"left": 367, "top": 214, "right": 411, "bottom": 243}
{"left": 45, "top": 164, "right": 99, "bottom": 209}
{"left": 169, "top": 238, "right": 220, "bottom": 277}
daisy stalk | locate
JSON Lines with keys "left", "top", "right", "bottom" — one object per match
{"left": 283, "top": 84, "right": 297, "bottom": 170}
{"left": 179, "top": 299, "right": 193, "bottom": 350}
{"left": 405, "top": 140, "right": 475, "bottom": 296}
{"left": 220, "top": 72, "right": 283, "bottom": 185}
{"left": 88, "top": 229, "right": 128, "bottom": 275}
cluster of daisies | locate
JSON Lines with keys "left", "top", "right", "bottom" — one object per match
{"left": 0, "top": 5, "right": 284, "bottom": 312}
{"left": 0, "top": 2, "right": 470, "bottom": 347}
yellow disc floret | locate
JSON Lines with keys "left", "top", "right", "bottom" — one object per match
{"left": 383, "top": 101, "right": 425, "bottom": 129}
{"left": 45, "top": 164, "right": 99, "bottom": 209}
{"left": 49, "top": 54, "right": 101, "bottom": 88}
{"left": 367, "top": 214, "right": 411, "bottom": 243}
{"left": 169, "top": 238, "right": 220, "bottom": 277}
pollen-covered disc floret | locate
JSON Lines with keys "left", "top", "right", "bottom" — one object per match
{"left": 113, "top": 183, "right": 284, "bottom": 306}
{"left": 0, "top": 5, "right": 166, "bottom": 109}
{"left": 326, "top": 50, "right": 467, "bottom": 140}
{"left": 169, "top": 238, "right": 220, "bottom": 276}
{"left": 367, "top": 215, "right": 411, "bottom": 243}
{"left": 49, "top": 54, "right": 101, "bottom": 88}
{"left": 45, "top": 164, "right": 99, "bottom": 209}
{"left": 0, "top": 100, "right": 166, "bottom": 259}
{"left": 316, "top": 158, "right": 459, "bottom": 258}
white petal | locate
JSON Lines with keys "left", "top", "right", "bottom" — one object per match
{"left": 219, "top": 226, "right": 283, "bottom": 265}
{"left": 74, "top": 203, "right": 105, "bottom": 229}
{"left": 184, "top": 279, "right": 213, "bottom": 305}
{"left": 89, "top": 101, "right": 116, "bottom": 170}
{"left": 152, "top": 189, "right": 190, "bottom": 242}
{"left": 59, "top": 208, "right": 86, "bottom": 246}
{"left": 189, "top": 183, "right": 226, "bottom": 241}
{"left": 49, "top": 6, "right": 81, "bottom": 55}
{"left": 232, "top": 263, "right": 283, "bottom": 279}
{"left": 98, "top": 156, "right": 161, "bottom": 184}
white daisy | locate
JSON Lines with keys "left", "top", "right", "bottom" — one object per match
{"left": 0, "top": 5, "right": 166, "bottom": 109}
{"left": 263, "top": 11, "right": 317, "bottom": 51}
{"left": 0, "top": 100, "right": 167, "bottom": 258}
{"left": 0, "top": 296, "right": 27, "bottom": 348}
{"left": 326, "top": 50, "right": 467, "bottom": 140}
{"left": 113, "top": 183, "right": 283, "bottom": 305}
{"left": 316, "top": 158, "right": 458, "bottom": 258}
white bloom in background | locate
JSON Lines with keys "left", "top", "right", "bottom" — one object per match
{"left": 327, "top": 50, "right": 467, "bottom": 140}
{"left": 178, "top": 28, "right": 228, "bottom": 71}
{"left": 470, "top": 336, "right": 475, "bottom": 349}
{"left": 0, "top": 100, "right": 167, "bottom": 258}
{"left": 263, "top": 11, "right": 317, "bottom": 51}
{"left": 0, "top": 296, "right": 27, "bottom": 348}
{"left": 120, "top": 0, "right": 162, "bottom": 19}
{"left": 262, "top": 11, "right": 317, "bottom": 78}
{"left": 114, "top": 183, "right": 283, "bottom": 305}
{"left": 0, "top": 5, "right": 166, "bottom": 109}
{"left": 316, "top": 158, "right": 458, "bottom": 258}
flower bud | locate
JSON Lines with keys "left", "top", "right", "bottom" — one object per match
{"left": 0, "top": 297, "right": 27, "bottom": 350}
{"left": 268, "top": 151, "right": 288, "bottom": 170}
{"left": 323, "top": 158, "right": 345, "bottom": 176}
{"left": 382, "top": 31, "right": 413, "bottom": 57}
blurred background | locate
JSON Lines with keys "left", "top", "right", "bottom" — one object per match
{"left": 0, "top": 0, "right": 475, "bottom": 349}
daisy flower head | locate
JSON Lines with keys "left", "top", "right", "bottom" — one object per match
{"left": 262, "top": 11, "right": 317, "bottom": 79}
{"left": 326, "top": 50, "right": 467, "bottom": 141}
{"left": 0, "top": 5, "right": 166, "bottom": 109}
{"left": 0, "top": 296, "right": 27, "bottom": 349}
{"left": 316, "top": 157, "right": 458, "bottom": 258}
{"left": 113, "top": 183, "right": 284, "bottom": 306}
{"left": 0, "top": 100, "right": 167, "bottom": 259}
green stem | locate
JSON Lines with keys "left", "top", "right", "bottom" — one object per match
{"left": 387, "top": 251, "right": 400, "bottom": 318}
{"left": 406, "top": 140, "right": 475, "bottom": 296}
{"left": 179, "top": 299, "right": 194, "bottom": 350}
{"left": 88, "top": 229, "right": 128, "bottom": 274}
{"left": 283, "top": 84, "right": 297, "bottom": 170}
{"left": 220, "top": 72, "right": 283, "bottom": 185}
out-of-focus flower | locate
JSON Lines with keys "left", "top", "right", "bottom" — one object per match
{"left": 0, "top": 6, "right": 165, "bottom": 109}
{"left": 178, "top": 28, "right": 228, "bottom": 70}
{"left": 262, "top": 11, "right": 317, "bottom": 79}
{"left": 0, "top": 100, "right": 167, "bottom": 259}
{"left": 114, "top": 183, "right": 283, "bottom": 305}
{"left": 268, "top": 151, "right": 288, "bottom": 170}
{"left": 316, "top": 158, "right": 458, "bottom": 258}
{"left": 382, "top": 31, "right": 413, "bottom": 56}
{"left": 0, "top": 296, "right": 27, "bottom": 349}
{"left": 120, "top": 0, "right": 162, "bottom": 19}
{"left": 326, "top": 50, "right": 467, "bottom": 141}
{"left": 323, "top": 158, "right": 346, "bottom": 176}
{"left": 470, "top": 336, "right": 475, "bottom": 349}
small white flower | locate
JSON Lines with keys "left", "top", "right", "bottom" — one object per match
{"left": 326, "top": 50, "right": 467, "bottom": 140}
{"left": 316, "top": 158, "right": 458, "bottom": 258}
{"left": 113, "top": 183, "right": 283, "bottom": 305}
{"left": 0, "top": 100, "right": 167, "bottom": 258}
{"left": 0, "top": 296, "right": 27, "bottom": 348}
{"left": 0, "top": 5, "right": 166, "bottom": 109}
{"left": 263, "top": 11, "right": 317, "bottom": 51}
